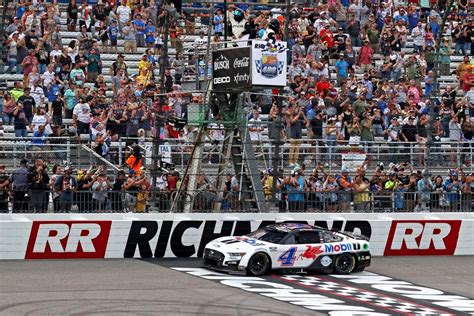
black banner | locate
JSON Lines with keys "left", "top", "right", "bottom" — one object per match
{"left": 212, "top": 47, "right": 251, "bottom": 91}
{"left": 124, "top": 220, "right": 372, "bottom": 258}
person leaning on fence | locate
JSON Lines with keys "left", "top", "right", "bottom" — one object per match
{"left": 49, "top": 165, "right": 63, "bottom": 212}
{"left": 336, "top": 167, "right": 352, "bottom": 211}
{"left": 0, "top": 165, "right": 10, "bottom": 212}
{"left": 27, "top": 159, "right": 50, "bottom": 213}
{"left": 10, "top": 159, "right": 29, "bottom": 212}
{"left": 111, "top": 170, "right": 126, "bottom": 212}
{"left": 55, "top": 166, "right": 77, "bottom": 213}
{"left": 92, "top": 173, "right": 110, "bottom": 212}
{"left": 352, "top": 175, "right": 371, "bottom": 212}
{"left": 444, "top": 171, "right": 463, "bottom": 212}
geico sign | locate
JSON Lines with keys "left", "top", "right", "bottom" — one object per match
{"left": 213, "top": 76, "right": 230, "bottom": 84}
{"left": 25, "top": 221, "right": 111, "bottom": 259}
{"left": 123, "top": 220, "right": 371, "bottom": 258}
{"left": 384, "top": 220, "right": 461, "bottom": 256}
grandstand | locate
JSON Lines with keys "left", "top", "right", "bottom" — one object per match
{"left": 0, "top": 0, "right": 472, "bottom": 213}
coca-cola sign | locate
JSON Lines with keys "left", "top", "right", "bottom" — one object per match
{"left": 233, "top": 57, "right": 250, "bottom": 68}
{"left": 212, "top": 47, "right": 251, "bottom": 90}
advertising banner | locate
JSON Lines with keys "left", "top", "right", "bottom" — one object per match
{"left": 1, "top": 213, "right": 473, "bottom": 260}
{"left": 212, "top": 47, "right": 251, "bottom": 90}
{"left": 251, "top": 40, "right": 287, "bottom": 86}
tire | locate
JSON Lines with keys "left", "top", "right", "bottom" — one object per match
{"left": 353, "top": 266, "right": 365, "bottom": 273}
{"left": 247, "top": 253, "right": 271, "bottom": 276}
{"left": 334, "top": 253, "right": 356, "bottom": 274}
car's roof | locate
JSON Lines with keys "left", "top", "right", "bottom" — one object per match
{"left": 266, "top": 223, "right": 322, "bottom": 233}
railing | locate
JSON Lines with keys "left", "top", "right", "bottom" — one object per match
{"left": 1, "top": 190, "right": 471, "bottom": 213}
{"left": 0, "top": 137, "right": 112, "bottom": 172}
{"left": 110, "top": 137, "right": 473, "bottom": 175}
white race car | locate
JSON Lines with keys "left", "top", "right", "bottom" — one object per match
{"left": 203, "top": 223, "right": 371, "bottom": 276}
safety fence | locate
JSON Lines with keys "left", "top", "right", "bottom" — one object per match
{"left": 117, "top": 137, "right": 473, "bottom": 174}
{"left": 2, "top": 190, "right": 472, "bottom": 214}
{"left": 1, "top": 136, "right": 471, "bottom": 174}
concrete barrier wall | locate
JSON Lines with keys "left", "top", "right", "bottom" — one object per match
{"left": 1, "top": 213, "right": 472, "bottom": 260}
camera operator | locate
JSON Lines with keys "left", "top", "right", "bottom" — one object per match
{"left": 28, "top": 159, "right": 50, "bottom": 213}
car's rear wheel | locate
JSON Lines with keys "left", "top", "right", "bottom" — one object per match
{"left": 247, "top": 253, "right": 271, "bottom": 276}
{"left": 334, "top": 253, "right": 356, "bottom": 274}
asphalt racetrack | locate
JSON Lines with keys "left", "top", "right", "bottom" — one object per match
{"left": 0, "top": 257, "right": 473, "bottom": 315}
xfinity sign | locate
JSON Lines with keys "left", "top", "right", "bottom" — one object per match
{"left": 212, "top": 47, "right": 250, "bottom": 90}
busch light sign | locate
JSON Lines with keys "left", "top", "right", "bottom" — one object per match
{"left": 212, "top": 47, "right": 251, "bottom": 91}
{"left": 251, "top": 40, "right": 287, "bottom": 87}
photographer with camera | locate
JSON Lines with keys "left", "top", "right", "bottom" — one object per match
{"left": 55, "top": 166, "right": 77, "bottom": 213}
{"left": 92, "top": 169, "right": 110, "bottom": 212}
{"left": 28, "top": 159, "right": 50, "bottom": 213}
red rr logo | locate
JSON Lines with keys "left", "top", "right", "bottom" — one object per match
{"left": 25, "top": 221, "right": 111, "bottom": 259}
{"left": 384, "top": 220, "right": 461, "bottom": 256}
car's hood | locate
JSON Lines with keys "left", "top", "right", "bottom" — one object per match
{"left": 206, "top": 236, "right": 271, "bottom": 252}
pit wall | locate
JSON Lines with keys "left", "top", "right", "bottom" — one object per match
{"left": 0, "top": 213, "right": 472, "bottom": 260}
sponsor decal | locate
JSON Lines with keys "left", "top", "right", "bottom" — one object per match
{"left": 123, "top": 220, "right": 372, "bottom": 258}
{"left": 25, "top": 221, "right": 111, "bottom": 259}
{"left": 300, "top": 245, "right": 323, "bottom": 260}
{"left": 325, "top": 243, "right": 353, "bottom": 253}
{"left": 213, "top": 54, "right": 230, "bottom": 70}
{"left": 320, "top": 255, "right": 332, "bottom": 267}
{"left": 278, "top": 247, "right": 297, "bottom": 266}
{"left": 333, "top": 272, "right": 474, "bottom": 314}
{"left": 233, "top": 73, "right": 250, "bottom": 85}
{"left": 233, "top": 57, "right": 249, "bottom": 68}
{"left": 384, "top": 220, "right": 461, "bottom": 256}
{"left": 213, "top": 76, "right": 230, "bottom": 84}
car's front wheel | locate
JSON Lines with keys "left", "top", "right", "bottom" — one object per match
{"left": 334, "top": 253, "right": 356, "bottom": 274}
{"left": 247, "top": 253, "right": 271, "bottom": 276}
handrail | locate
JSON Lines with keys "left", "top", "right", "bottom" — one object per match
{"left": 80, "top": 144, "right": 121, "bottom": 172}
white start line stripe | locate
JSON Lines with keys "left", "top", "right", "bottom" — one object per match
{"left": 330, "top": 272, "right": 474, "bottom": 314}
{"left": 172, "top": 268, "right": 473, "bottom": 316}
{"left": 275, "top": 275, "right": 454, "bottom": 316}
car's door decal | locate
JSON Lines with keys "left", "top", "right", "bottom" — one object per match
{"left": 277, "top": 247, "right": 298, "bottom": 266}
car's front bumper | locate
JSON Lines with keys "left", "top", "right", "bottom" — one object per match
{"left": 202, "top": 248, "right": 247, "bottom": 275}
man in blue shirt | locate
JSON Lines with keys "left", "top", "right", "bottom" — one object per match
{"left": 284, "top": 170, "right": 306, "bottom": 211}
{"left": 133, "top": 14, "right": 146, "bottom": 47}
{"left": 335, "top": 53, "right": 349, "bottom": 86}
{"left": 213, "top": 9, "right": 224, "bottom": 36}
{"left": 444, "top": 172, "right": 462, "bottom": 211}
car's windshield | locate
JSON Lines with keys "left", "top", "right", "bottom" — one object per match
{"left": 246, "top": 229, "right": 287, "bottom": 244}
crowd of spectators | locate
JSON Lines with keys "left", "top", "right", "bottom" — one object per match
{"left": 260, "top": 162, "right": 472, "bottom": 212}
{"left": 0, "top": 0, "right": 473, "bottom": 213}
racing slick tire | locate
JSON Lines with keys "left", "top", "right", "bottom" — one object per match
{"left": 334, "top": 253, "right": 356, "bottom": 274}
{"left": 353, "top": 266, "right": 365, "bottom": 272}
{"left": 247, "top": 253, "right": 271, "bottom": 276}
